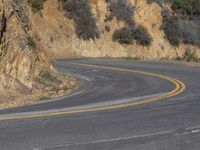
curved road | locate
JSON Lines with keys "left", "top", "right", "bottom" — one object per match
{"left": 0, "top": 59, "right": 200, "bottom": 150}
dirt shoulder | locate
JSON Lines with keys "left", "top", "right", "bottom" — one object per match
{"left": 0, "top": 73, "right": 78, "bottom": 110}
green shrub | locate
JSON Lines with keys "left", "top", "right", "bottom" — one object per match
{"left": 61, "top": 0, "right": 100, "bottom": 41}
{"left": 180, "top": 18, "right": 200, "bottom": 47}
{"left": 182, "top": 48, "right": 198, "bottom": 62}
{"left": 112, "top": 26, "right": 152, "bottom": 46}
{"left": 162, "top": 16, "right": 182, "bottom": 46}
{"left": 171, "top": 0, "right": 200, "bottom": 15}
{"left": 134, "top": 26, "right": 152, "bottom": 46}
{"left": 176, "top": 48, "right": 199, "bottom": 62}
{"left": 28, "top": 0, "right": 44, "bottom": 13}
{"left": 40, "top": 70, "right": 58, "bottom": 82}
{"left": 106, "top": 0, "right": 135, "bottom": 27}
{"left": 112, "top": 28, "right": 134, "bottom": 44}
{"left": 27, "top": 36, "right": 37, "bottom": 49}
{"left": 162, "top": 15, "right": 200, "bottom": 47}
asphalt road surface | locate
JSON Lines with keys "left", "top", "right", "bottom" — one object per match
{"left": 0, "top": 59, "right": 200, "bottom": 150}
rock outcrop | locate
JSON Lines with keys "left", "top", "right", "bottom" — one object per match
{"left": 0, "top": 0, "right": 76, "bottom": 109}
{"left": 0, "top": 0, "right": 50, "bottom": 90}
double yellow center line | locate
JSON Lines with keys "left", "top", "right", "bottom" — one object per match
{"left": 0, "top": 63, "right": 186, "bottom": 121}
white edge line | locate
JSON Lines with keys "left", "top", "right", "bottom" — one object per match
{"left": 35, "top": 129, "right": 174, "bottom": 150}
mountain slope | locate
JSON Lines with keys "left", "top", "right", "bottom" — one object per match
{"left": 0, "top": 0, "right": 76, "bottom": 109}
{"left": 32, "top": 0, "right": 199, "bottom": 59}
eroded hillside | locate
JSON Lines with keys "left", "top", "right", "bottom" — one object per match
{"left": 30, "top": 0, "right": 199, "bottom": 59}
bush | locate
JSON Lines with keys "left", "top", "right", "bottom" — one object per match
{"left": 28, "top": 0, "right": 44, "bottom": 13}
{"left": 106, "top": 0, "right": 135, "bottom": 27}
{"left": 148, "top": 0, "right": 200, "bottom": 47}
{"left": 182, "top": 30, "right": 199, "bottom": 46}
{"left": 40, "top": 70, "right": 58, "bottom": 82}
{"left": 182, "top": 48, "right": 198, "bottom": 62}
{"left": 27, "top": 36, "right": 37, "bottom": 49}
{"left": 61, "top": 0, "right": 100, "bottom": 41}
{"left": 176, "top": 48, "right": 199, "bottom": 62}
{"left": 162, "top": 15, "right": 200, "bottom": 47}
{"left": 107, "top": 0, "right": 152, "bottom": 46}
{"left": 171, "top": 0, "right": 200, "bottom": 16}
{"left": 112, "top": 26, "right": 152, "bottom": 46}
{"left": 134, "top": 26, "right": 152, "bottom": 46}
{"left": 180, "top": 18, "right": 200, "bottom": 47}
{"left": 112, "top": 28, "right": 134, "bottom": 44}
{"left": 162, "top": 16, "right": 182, "bottom": 46}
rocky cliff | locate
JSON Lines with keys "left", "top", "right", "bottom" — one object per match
{"left": 0, "top": 0, "right": 76, "bottom": 109}
{"left": 0, "top": 0, "right": 48, "bottom": 89}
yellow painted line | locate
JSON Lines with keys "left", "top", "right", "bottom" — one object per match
{"left": 0, "top": 63, "right": 186, "bottom": 121}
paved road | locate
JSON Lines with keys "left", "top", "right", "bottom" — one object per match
{"left": 0, "top": 59, "right": 200, "bottom": 150}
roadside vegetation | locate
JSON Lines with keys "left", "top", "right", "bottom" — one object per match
{"left": 59, "top": 0, "right": 100, "bottom": 41}
{"left": 28, "top": 0, "right": 44, "bottom": 13}
{"left": 112, "top": 26, "right": 152, "bottom": 46}
{"left": 162, "top": 15, "right": 181, "bottom": 46}
{"left": 106, "top": 0, "right": 152, "bottom": 46}
{"left": 176, "top": 48, "right": 199, "bottom": 62}
{"left": 105, "top": 0, "right": 135, "bottom": 27}
{"left": 147, "top": 0, "right": 200, "bottom": 48}
{"left": 27, "top": 36, "right": 37, "bottom": 50}
{"left": 161, "top": 0, "right": 200, "bottom": 48}
{"left": 40, "top": 70, "right": 60, "bottom": 83}
{"left": 171, "top": 0, "right": 200, "bottom": 16}
{"left": 27, "top": 0, "right": 199, "bottom": 62}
